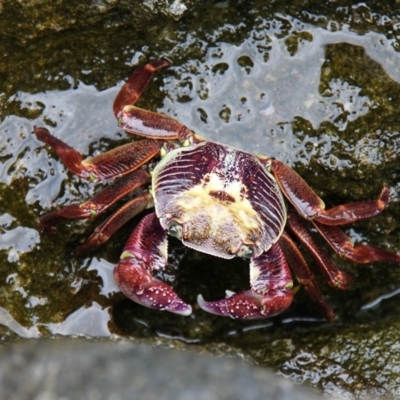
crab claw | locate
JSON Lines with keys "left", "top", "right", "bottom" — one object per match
{"left": 113, "top": 212, "right": 192, "bottom": 316}
{"left": 197, "top": 289, "right": 293, "bottom": 320}
{"left": 114, "top": 259, "right": 192, "bottom": 316}
{"left": 198, "top": 243, "right": 294, "bottom": 320}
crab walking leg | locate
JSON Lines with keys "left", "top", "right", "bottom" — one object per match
{"left": 39, "top": 169, "right": 151, "bottom": 232}
{"left": 76, "top": 192, "right": 153, "bottom": 255}
{"left": 113, "top": 59, "right": 171, "bottom": 118}
{"left": 312, "top": 221, "right": 400, "bottom": 264}
{"left": 268, "top": 159, "right": 390, "bottom": 226}
{"left": 118, "top": 106, "right": 194, "bottom": 141}
{"left": 279, "top": 232, "right": 335, "bottom": 321}
{"left": 33, "top": 127, "right": 161, "bottom": 182}
{"left": 114, "top": 60, "right": 196, "bottom": 142}
{"left": 198, "top": 244, "right": 294, "bottom": 320}
{"left": 286, "top": 209, "right": 353, "bottom": 289}
{"left": 113, "top": 213, "right": 192, "bottom": 316}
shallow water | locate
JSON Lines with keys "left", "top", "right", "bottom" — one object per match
{"left": 1, "top": 1, "right": 400, "bottom": 397}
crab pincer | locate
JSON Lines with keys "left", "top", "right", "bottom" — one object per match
{"left": 113, "top": 213, "right": 192, "bottom": 316}
{"left": 198, "top": 243, "right": 294, "bottom": 319}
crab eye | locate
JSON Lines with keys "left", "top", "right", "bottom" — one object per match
{"left": 168, "top": 222, "right": 182, "bottom": 239}
{"left": 237, "top": 244, "right": 253, "bottom": 259}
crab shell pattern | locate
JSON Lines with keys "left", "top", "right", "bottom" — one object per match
{"left": 33, "top": 60, "right": 400, "bottom": 320}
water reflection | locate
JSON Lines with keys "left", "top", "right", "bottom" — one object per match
{"left": 0, "top": 302, "right": 112, "bottom": 338}
{"left": 0, "top": 213, "right": 40, "bottom": 262}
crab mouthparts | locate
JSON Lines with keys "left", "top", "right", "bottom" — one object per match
{"left": 181, "top": 237, "right": 240, "bottom": 260}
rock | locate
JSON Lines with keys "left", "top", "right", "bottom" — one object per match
{"left": 0, "top": 338, "right": 325, "bottom": 400}
{"left": 0, "top": 0, "right": 196, "bottom": 42}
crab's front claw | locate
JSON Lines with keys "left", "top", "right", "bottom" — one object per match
{"left": 198, "top": 243, "right": 295, "bottom": 320}
{"left": 114, "top": 258, "right": 192, "bottom": 316}
{"left": 197, "top": 289, "right": 293, "bottom": 320}
{"left": 113, "top": 212, "right": 192, "bottom": 316}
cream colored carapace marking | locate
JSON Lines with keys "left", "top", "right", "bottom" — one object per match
{"left": 250, "top": 263, "right": 261, "bottom": 286}
{"left": 174, "top": 172, "right": 261, "bottom": 237}
{"left": 155, "top": 239, "right": 168, "bottom": 270}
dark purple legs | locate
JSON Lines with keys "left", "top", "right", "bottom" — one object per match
{"left": 114, "top": 59, "right": 194, "bottom": 142}
{"left": 39, "top": 168, "right": 150, "bottom": 228}
{"left": 268, "top": 159, "right": 400, "bottom": 273}
{"left": 286, "top": 209, "right": 354, "bottom": 291}
{"left": 113, "top": 59, "right": 171, "bottom": 118}
{"left": 33, "top": 127, "right": 161, "bottom": 182}
{"left": 269, "top": 160, "right": 391, "bottom": 226}
{"left": 34, "top": 155, "right": 154, "bottom": 253}
{"left": 279, "top": 231, "right": 336, "bottom": 321}
{"left": 32, "top": 59, "right": 188, "bottom": 252}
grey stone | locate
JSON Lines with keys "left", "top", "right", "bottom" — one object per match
{"left": 0, "top": 338, "right": 324, "bottom": 400}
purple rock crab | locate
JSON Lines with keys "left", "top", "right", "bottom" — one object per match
{"left": 33, "top": 59, "right": 400, "bottom": 320}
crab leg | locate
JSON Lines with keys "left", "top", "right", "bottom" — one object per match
{"left": 118, "top": 107, "right": 195, "bottom": 141}
{"left": 197, "top": 243, "right": 294, "bottom": 320}
{"left": 279, "top": 232, "right": 335, "bottom": 321}
{"left": 76, "top": 192, "right": 153, "bottom": 255}
{"left": 113, "top": 59, "right": 171, "bottom": 118}
{"left": 114, "top": 60, "right": 196, "bottom": 142}
{"left": 269, "top": 159, "right": 390, "bottom": 226}
{"left": 312, "top": 221, "right": 400, "bottom": 264}
{"left": 113, "top": 212, "right": 192, "bottom": 316}
{"left": 286, "top": 209, "right": 353, "bottom": 289}
{"left": 39, "top": 168, "right": 151, "bottom": 233}
{"left": 33, "top": 127, "right": 161, "bottom": 182}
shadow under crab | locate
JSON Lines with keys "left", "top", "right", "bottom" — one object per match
{"left": 33, "top": 59, "right": 400, "bottom": 321}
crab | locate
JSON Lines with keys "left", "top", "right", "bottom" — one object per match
{"left": 33, "top": 59, "right": 400, "bottom": 320}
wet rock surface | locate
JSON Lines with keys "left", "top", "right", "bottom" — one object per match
{"left": 0, "top": 0, "right": 195, "bottom": 42}
{"left": 1, "top": 0, "right": 400, "bottom": 398}
{"left": 0, "top": 338, "right": 325, "bottom": 400}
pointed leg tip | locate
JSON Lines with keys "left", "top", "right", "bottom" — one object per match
{"left": 197, "top": 294, "right": 210, "bottom": 310}
{"left": 380, "top": 186, "right": 390, "bottom": 203}
{"left": 168, "top": 301, "right": 192, "bottom": 316}
{"left": 38, "top": 220, "right": 56, "bottom": 236}
{"left": 197, "top": 294, "right": 228, "bottom": 317}
{"left": 164, "top": 294, "right": 192, "bottom": 316}
{"left": 197, "top": 294, "right": 207, "bottom": 309}
{"left": 196, "top": 294, "right": 207, "bottom": 310}
{"left": 325, "top": 309, "right": 336, "bottom": 322}
{"left": 32, "top": 126, "right": 49, "bottom": 138}
{"left": 149, "top": 58, "right": 172, "bottom": 70}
